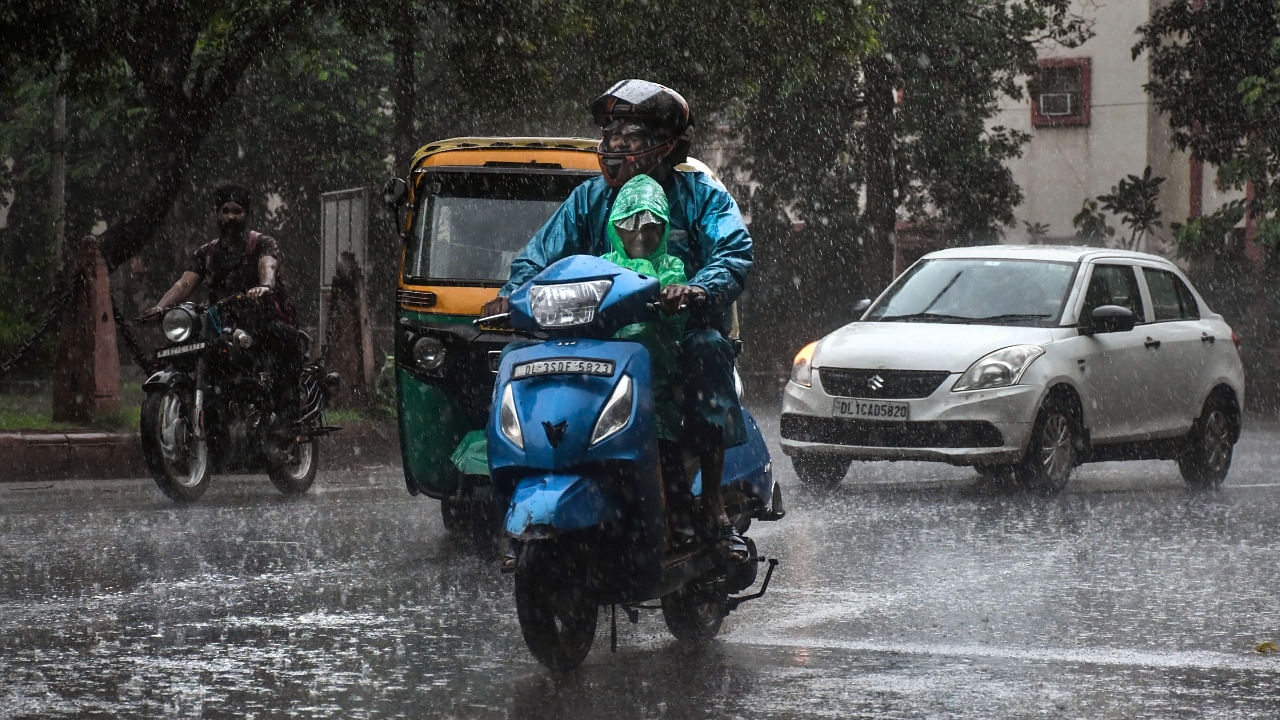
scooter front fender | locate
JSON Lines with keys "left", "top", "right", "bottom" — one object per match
{"left": 505, "top": 473, "right": 612, "bottom": 538}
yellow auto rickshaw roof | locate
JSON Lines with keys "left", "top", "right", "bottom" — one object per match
{"left": 410, "top": 136, "right": 601, "bottom": 171}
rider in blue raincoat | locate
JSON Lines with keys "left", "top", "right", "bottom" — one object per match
{"left": 483, "top": 79, "right": 753, "bottom": 559}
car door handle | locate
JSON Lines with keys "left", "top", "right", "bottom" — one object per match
{"left": 1144, "top": 337, "right": 1161, "bottom": 349}
{"left": 1201, "top": 333, "right": 1216, "bottom": 344}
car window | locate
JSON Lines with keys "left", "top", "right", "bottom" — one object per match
{"left": 1143, "top": 268, "right": 1201, "bottom": 321}
{"left": 866, "top": 258, "right": 1076, "bottom": 326}
{"left": 1081, "top": 263, "right": 1143, "bottom": 322}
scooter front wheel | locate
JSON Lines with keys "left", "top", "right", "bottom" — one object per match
{"left": 513, "top": 541, "right": 598, "bottom": 671}
{"left": 661, "top": 582, "right": 726, "bottom": 643}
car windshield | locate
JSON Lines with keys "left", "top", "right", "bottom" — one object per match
{"left": 866, "top": 257, "right": 1077, "bottom": 326}
{"left": 404, "top": 170, "right": 593, "bottom": 283}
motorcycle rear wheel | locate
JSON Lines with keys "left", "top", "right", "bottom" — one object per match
{"left": 140, "top": 388, "right": 211, "bottom": 502}
{"left": 661, "top": 582, "right": 727, "bottom": 643}
{"left": 513, "top": 542, "right": 598, "bottom": 671}
{"left": 267, "top": 436, "right": 318, "bottom": 495}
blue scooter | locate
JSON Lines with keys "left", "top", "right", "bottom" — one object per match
{"left": 482, "top": 255, "right": 785, "bottom": 671}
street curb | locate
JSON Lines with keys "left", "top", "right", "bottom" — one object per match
{"left": 0, "top": 423, "right": 401, "bottom": 482}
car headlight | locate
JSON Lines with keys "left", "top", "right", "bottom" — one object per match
{"left": 412, "top": 335, "right": 447, "bottom": 372}
{"left": 529, "top": 279, "right": 612, "bottom": 328}
{"left": 499, "top": 383, "right": 523, "bottom": 448}
{"left": 591, "top": 374, "right": 633, "bottom": 445}
{"left": 162, "top": 307, "right": 197, "bottom": 343}
{"left": 790, "top": 341, "right": 818, "bottom": 388}
{"left": 952, "top": 345, "right": 1045, "bottom": 392}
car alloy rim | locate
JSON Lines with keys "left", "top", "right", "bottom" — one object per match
{"left": 1203, "top": 410, "right": 1232, "bottom": 471}
{"left": 1040, "top": 413, "right": 1073, "bottom": 480}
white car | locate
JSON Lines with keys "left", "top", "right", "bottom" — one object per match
{"left": 780, "top": 245, "right": 1245, "bottom": 491}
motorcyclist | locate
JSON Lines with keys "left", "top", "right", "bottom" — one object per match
{"left": 482, "top": 79, "right": 753, "bottom": 561}
{"left": 146, "top": 183, "right": 304, "bottom": 434}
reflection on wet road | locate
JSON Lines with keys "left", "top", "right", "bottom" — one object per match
{"left": 2, "top": 415, "right": 1279, "bottom": 718}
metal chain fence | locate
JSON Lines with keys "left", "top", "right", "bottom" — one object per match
{"left": 0, "top": 272, "right": 86, "bottom": 379}
{"left": 111, "top": 299, "right": 155, "bottom": 373}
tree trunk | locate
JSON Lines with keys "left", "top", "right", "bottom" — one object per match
{"left": 862, "top": 56, "right": 897, "bottom": 295}
{"left": 392, "top": 22, "right": 417, "bottom": 170}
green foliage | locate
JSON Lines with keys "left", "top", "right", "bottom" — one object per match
{"left": 1071, "top": 168, "right": 1164, "bottom": 250}
{"left": 1072, "top": 199, "right": 1115, "bottom": 246}
{"left": 1022, "top": 221, "right": 1051, "bottom": 241}
{"left": 1096, "top": 167, "right": 1164, "bottom": 250}
{"left": 1171, "top": 199, "right": 1247, "bottom": 262}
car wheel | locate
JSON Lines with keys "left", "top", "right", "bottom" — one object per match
{"left": 1016, "top": 396, "right": 1077, "bottom": 493}
{"left": 1177, "top": 394, "right": 1236, "bottom": 490}
{"left": 790, "top": 454, "right": 850, "bottom": 490}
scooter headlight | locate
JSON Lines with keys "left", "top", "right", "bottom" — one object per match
{"left": 499, "top": 383, "right": 523, "bottom": 449}
{"left": 529, "top": 279, "right": 612, "bottom": 328}
{"left": 162, "top": 307, "right": 197, "bottom": 343}
{"left": 590, "top": 374, "right": 633, "bottom": 445}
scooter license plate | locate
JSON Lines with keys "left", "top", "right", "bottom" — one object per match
{"left": 513, "top": 358, "right": 615, "bottom": 379}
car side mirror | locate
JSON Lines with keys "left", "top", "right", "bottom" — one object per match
{"left": 1083, "top": 304, "right": 1136, "bottom": 335}
{"left": 852, "top": 298, "right": 872, "bottom": 317}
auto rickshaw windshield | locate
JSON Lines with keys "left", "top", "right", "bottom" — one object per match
{"left": 405, "top": 170, "right": 593, "bottom": 283}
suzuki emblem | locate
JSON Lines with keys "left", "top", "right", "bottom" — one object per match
{"left": 868, "top": 374, "right": 885, "bottom": 391}
{"left": 543, "top": 420, "right": 568, "bottom": 447}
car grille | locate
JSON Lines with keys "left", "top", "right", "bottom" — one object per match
{"left": 780, "top": 414, "right": 1003, "bottom": 449}
{"left": 818, "top": 368, "right": 951, "bottom": 399}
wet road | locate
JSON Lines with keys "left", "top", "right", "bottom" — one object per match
{"left": 3, "top": 414, "right": 1280, "bottom": 718}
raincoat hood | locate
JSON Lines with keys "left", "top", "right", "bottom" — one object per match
{"left": 605, "top": 175, "right": 685, "bottom": 286}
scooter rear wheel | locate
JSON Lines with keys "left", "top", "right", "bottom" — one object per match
{"left": 513, "top": 542, "right": 598, "bottom": 671}
{"left": 661, "top": 582, "right": 726, "bottom": 643}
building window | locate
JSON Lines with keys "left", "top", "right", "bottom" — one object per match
{"left": 1030, "top": 58, "right": 1091, "bottom": 128}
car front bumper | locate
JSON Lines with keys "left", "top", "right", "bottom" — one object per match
{"left": 779, "top": 376, "right": 1043, "bottom": 465}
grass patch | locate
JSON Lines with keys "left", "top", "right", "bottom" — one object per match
{"left": 0, "top": 383, "right": 144, "bottom": 432}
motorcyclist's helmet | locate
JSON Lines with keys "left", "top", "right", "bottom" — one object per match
{"left": 591, "top": 79, "right": 693, "bottom": 188}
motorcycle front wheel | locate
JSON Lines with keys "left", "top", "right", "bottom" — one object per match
{"left": 267, "top": 435, "right": 318, "bottom": 495}
{"left": 140, "top": 387, "right": 211, "bottom": 502}
{"left": 513, "top": 541, "right": 598, "bottom": 671}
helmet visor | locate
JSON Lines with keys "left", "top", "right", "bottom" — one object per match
{"left": 601, "top": 119, "right": 653, "bottom": 153}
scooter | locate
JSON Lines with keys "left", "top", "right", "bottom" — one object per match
{"left": 482, "top": 254, "right": 785, "bottom": 671}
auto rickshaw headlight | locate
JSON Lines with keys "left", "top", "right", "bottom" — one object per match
{"left": 529, "top": 279, "right": 613, "bottom": 328}
{"left": 162, "top": 307, "right": 197, "bottom": 343}
{"left": 591, "top": 374, "right": 633, "bottom": 445}
{"left": 412, "top": 335, "right": 447, "bottom": 372}
{"left": 499, "top": 383, "right": 523, "bottom": 448}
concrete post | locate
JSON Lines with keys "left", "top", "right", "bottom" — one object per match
{"left": 325, "top": 251, "right": 375, "bottom": 407}
{"left": 52, "top": 236, "right": 121, "bottom": 423}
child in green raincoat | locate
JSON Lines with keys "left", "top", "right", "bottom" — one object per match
{"left": 603, "top": 174, "right": 686, "bottom": 442}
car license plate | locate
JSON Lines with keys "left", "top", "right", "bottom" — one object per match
{"left": 513, "top": 358, "right": 615, "bottom": 379}
{"left": 832, "top": 397, "right": 910, "bottom": 421}
{"left": 157, "top": 341, "right": 207, "bottom": 359}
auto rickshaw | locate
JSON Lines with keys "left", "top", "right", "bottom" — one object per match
{"left": 381, "top": 136, "right": 728, "bottom": 540}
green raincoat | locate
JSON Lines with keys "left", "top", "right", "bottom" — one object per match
{"left": 603, "top": 175, "right": 686, "bottom": 441}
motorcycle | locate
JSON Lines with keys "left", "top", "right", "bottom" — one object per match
{"left": 483, "top": 255, "right": 785, "bottom": 671}
{"left": 139, "top": 293, "right": 338, "bottom": 502}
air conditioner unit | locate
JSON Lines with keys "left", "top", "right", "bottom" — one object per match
{"left": 1039, "top": 93, "right": 1074, "bottom": 117}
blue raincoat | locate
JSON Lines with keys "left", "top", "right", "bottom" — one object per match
{"left": 500, "top": 169, "right": 752, "bottom": 447}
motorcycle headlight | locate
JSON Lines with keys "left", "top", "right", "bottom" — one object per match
{"left": 529, "top": 279, "right": 612, "bottom": 328}
{"left": 162, "top": 307, "right": 197, "bottom": 343}
{"left": 590, "top": 374, "right": 633, "bottom": 445}
{"left": 412, "top": 335, "right": 447, "bottom": 372}
{"left": 499, "top": 383, "right": 523, "bottom": 449}
{"left": 790, "top": 341, "right": 817, "bottom": 388}
{"left": 952, "top": 345, "right": 1045, "bottom": 392}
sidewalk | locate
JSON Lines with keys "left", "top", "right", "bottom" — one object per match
{"left": 0, "top": 423, "right": 401, "bottom": 482}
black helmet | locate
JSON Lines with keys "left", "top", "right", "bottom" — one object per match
{"left": 591, "top": 79, "right": 693, "bottom": 188}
